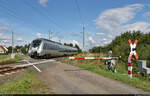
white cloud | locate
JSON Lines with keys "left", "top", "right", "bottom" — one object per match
{"left": 2, "top": 40, "right": 9, "bottom": 43}
{"left": 0, "top": 26, "right": 9, "bottom": 32}
{"left": 38, "top": 0, "right": 48, "bottom": 7}
{"left": 96, "top": 32, "right": 104, "bottom": 36}
{"left": 143, "top": 11, "right": 150, "bottom": 18}
{"left": 104, "top": 41, "right": 109, "bottom": 45}
{"left": 16, "top": 37, "right": 23, "bottom": 42}
{"left": 108, "top": 34, "right": 113, "bottom": 39}
{"left": 0, "top": 33, "right": 9, "bottom": 40}
{"left": 36, "top": 33, "right": 42, "bottom": 38}
{"left": 102, "top": 38, "right": 107, "bottom": 41}
{"left": 88, "top": 36, "right": 95, "bottom": 43}
{"left": 71, "top": 40, "right": 79, "bottom": 46}
{"left": 95, "top": 4, "right": 146, "bottom": 37}
{"left": 0, "top": 33, "right": 11, "bottom": 47}
{"left": 122, "top": 22, "right": 150, "bottom": 32}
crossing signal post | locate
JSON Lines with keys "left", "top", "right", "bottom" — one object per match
{"left": 128, "top": 39, "right": 138, "bottom": 78}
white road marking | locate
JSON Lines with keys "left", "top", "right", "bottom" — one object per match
{"left": 23, "top": 59, "right": 42, "bottom": 72}
{"left": 32, "top": 65, "right": 42, "bottom": 72}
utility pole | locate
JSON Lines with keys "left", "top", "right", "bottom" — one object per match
{"left": 82, "top": 25, "right": 85, "bottom": 56}
{"left": 11, "top": 31, "right": 14, "bottom": 58}
{"left": 48, "top": 30, "right": 53, "bottom": 40}
{"left": 49, "top": 31, "right": 50, "bottom": 40}
{"left": 59, "top": 35, "right": 64, "bottom": 44}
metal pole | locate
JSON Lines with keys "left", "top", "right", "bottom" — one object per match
{"left": 12, "top": 31, "right": 14, "bottom": 54}
{"left": 11, "top": 31, "right": 14, "bottom": 58}
{"left": 49, "top": 30, "right": 53, "bottom": 40}
{"left": 83, "top": 25, "right": 85, "bottom": 56}
{"left": 48, "top": 31, "right": 50, "bottom": 40}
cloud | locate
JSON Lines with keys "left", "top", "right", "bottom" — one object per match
{"left": 71, "top": 40, "right": 79, "bottom": 46}
{"left": 36, "top": 33, "right": 42, "bottom": 38}
{"left": 122, "top": 21, "right": 150, "bottom": 32}
{"left": 0, "top": 33, "right": 11, "bottom": 47}
{"left": 0, "top": 33, "right": 9, "bottom": 40}
{"left": 0, "top": 39, "right": 9, "bottom": 43}
{"left": 16, "top": 37, "right": 23, "bottom": 42}
{"left": 103, "top": 41, "right": 109, "bottom": 45}
{"left": 95, "top": 4, "right": 146, "bottom": 37}
{"left": 0, "top": 26, "right": 9, "bottom": 32}
{"left": 108, "top": 34, "right": 113, "bottom": 39}
{"left": 143, "top": 11, "right": 150, "bottom": 18}
{"left": 88, "top": 36, "right": 95, "bottom": 43}
{"left": 38, "top": 0, "right": 48, "bottom": 7}
{"left": 102, "top": 38, "right": 107, "bottom": 41}
{"left": 96, "top": 32, "right": 104, "bottom": 36}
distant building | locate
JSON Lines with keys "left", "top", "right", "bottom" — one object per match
{"left": 0, "top": 45, "right": 8, "bottom": 54}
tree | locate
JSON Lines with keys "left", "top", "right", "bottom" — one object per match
{"left": 7, "top": 46, "right": 12, "bottom": 53}
{"left": 75, "top": 44, "right": 81, "bottom": 53}
{"left": 21, "top": 44, "right": 30, "bottom": 54}
{"left": 89, "top": 30, "right": 150, "bottom": 70}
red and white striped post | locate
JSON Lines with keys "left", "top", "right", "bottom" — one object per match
{"left": 128, "top": 40, "right": 138, "bottom": 78}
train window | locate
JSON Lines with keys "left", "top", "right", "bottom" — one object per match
{"left": 44, "top": 43, "right": 47, "bottom": 50}
{"left": 48, "top": 44, "right": 50, "bottom": 49}
{"left": 43, "top": 44, "right": 46, "bottom": 49}
{"left": 32, "top": 40, "right": 41, "bottom": 48}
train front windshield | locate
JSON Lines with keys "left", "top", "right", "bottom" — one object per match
{"left": 31, "top": 40, "right": 41, "bottom": 48}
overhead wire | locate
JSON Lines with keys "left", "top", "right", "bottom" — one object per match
{"left": 0, "top": 0, "right": 42, "bottom": 30}
{"left": 23, "top": 0, "right": 67, "bottom": 42}
{"left": 75, "top": 0, "right": 84, "bottom": 26}
{"left": 0, "top": 0, "right": 42, "bottom": 45}
{"left": 23, "top": 0, "right": 65, "bottom": 32}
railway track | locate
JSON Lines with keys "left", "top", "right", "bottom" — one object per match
{"left": 0, "top": 66, "right": 26, "bottom": 76}
{"left": 0, "top": 55, "right": 64, "bottom": 76}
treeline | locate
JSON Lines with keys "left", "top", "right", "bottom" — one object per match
{"left": 7, "top": 44, "right": 30, "bottom": 54}
{"left": 89, "top": 31, "right": 150, "bottom": 69}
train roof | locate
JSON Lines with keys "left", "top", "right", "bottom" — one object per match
{"left": 34, "top": 38, "right": 61, "bottom": 45}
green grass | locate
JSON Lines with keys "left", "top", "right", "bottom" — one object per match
{"left": 0, "top": 70, "right": 53, "bottom": 94}
{"left": 0, "top": 55, "right": 23, "bottom": 64}
{"left": 58, "top": 53, "right": 150, "bottom": 92}
{"left": 77, "top": 63, "right": 150, "bottom": 92}
{"left": 0, "top": 54, "right": 9, "bottom": 60}
{"left": 0, "top": 54, "right": 8, "bottom": 57}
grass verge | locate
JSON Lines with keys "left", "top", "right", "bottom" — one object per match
{"left": 0, "top": 70, "right": 53, "bottom": 94}
{"left": 0, "top": 56, "right": 23, "bottom": 64}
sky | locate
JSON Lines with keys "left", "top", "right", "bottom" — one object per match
{"left": 0, "top": 0, "right": 150, "bottom": 50}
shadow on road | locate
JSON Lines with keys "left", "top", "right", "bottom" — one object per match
{"left": 64, "top": 69, "right": 85, "bottom": 71}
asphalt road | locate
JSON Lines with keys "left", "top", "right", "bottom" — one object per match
{"left": 28, "top": 58, "right": 149, "bottom": 94}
